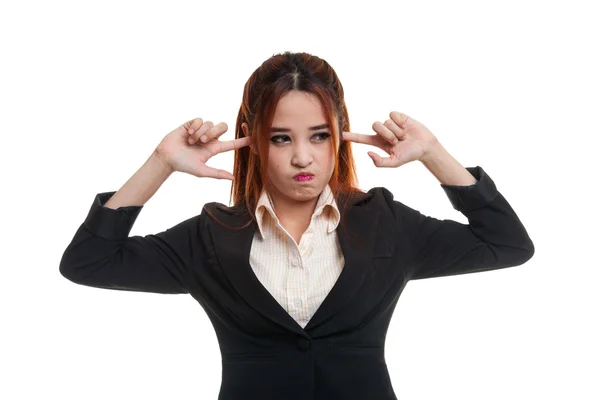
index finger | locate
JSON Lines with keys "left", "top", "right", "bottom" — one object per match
{"left": 342, "top": 131, "right": 378, "bottom": 146}
{"left": 214, "top": 136, "right": 251, "bottom": 154}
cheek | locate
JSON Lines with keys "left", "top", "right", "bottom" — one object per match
{"left": 267, "top": 153, "right": 283, "bottom": 175}
{"left": 318, "top": 145, "right": 335, "bottom": 167}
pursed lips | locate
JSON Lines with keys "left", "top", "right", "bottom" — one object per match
{"left": 293, "top": 173, "right": 314, "bottom": 181}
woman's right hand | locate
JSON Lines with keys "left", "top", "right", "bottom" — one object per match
{"left": 154, "top": 117, "right": 251, "bottom": 180}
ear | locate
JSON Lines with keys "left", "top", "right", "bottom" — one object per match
{"left": 242, "top": 122, "right": 258, "bottom": 155}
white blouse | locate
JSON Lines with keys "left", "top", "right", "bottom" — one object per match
{"left": 250, "top": 184, "right": 344, "bottom": 328}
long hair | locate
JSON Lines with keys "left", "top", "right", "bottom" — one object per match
{"left": 205, "top": 51, "right": 364, "bottom": 229}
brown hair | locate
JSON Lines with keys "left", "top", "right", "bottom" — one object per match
{"left": 205, "top": 51, "right": 364, "bottom": 229}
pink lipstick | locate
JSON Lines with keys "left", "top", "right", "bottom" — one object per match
{"left": 293, "top": 173, "right": 314, "bottom": 182}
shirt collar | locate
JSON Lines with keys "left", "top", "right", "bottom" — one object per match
{"left": 254, "top": 184, "right": 341, "bottom": 239}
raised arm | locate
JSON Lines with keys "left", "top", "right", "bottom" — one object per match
{"left": 385, "top": 165, "right": 535, "bottom": 280}
{"left": 344, "top": 111, "right": 535, "bottom": 280}
{"left": 59, "top": 117, "right": 251, "bottom": 293}
{"left": 59, "top": 152, "right": 194, "bottom": 293}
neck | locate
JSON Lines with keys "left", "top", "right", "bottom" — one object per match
{"left": 267, "top": 190, "right": 319, "bottom": 229}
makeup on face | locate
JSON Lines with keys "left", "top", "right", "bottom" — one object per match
{"left": 293, "top": 173, "right": 314, "bottom": 182}
{"left": 265, "top": 91, "right": 336, "bottom": 207}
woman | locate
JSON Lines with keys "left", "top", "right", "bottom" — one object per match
{"left": 60, "top": 51, "right": 535, "bottom": 400}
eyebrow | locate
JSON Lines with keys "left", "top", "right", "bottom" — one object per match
{"left": 270, "top": 123, "right": 330, "bottom": 133}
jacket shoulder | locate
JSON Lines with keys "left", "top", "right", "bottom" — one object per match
{"left": 201, "top": 202, "right": 254, "bottom": 228}
{"left": 361, "top": 186, "right": 424, "bottom": 226}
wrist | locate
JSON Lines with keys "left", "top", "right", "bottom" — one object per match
{"left": 419, "top": 140, "right": 445, "bottom": 165}
{"left": 151, "top": 150, "right": 175, "bottom": 175}
{"left": 418, "top": 142, "right": 477, "bottom": 186}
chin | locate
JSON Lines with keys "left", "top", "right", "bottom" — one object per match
{"left": 291, "top": 190, "right": 320, "bottom": 202}
{"left": 273, "top": 182, "right": 323, "bottom": 203}
{"left": 268, "top": 172, "right": 333, "bottom": 204}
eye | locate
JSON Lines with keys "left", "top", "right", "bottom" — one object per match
{"left": 270, "top": 134, "right": 291, "bottom": 144}
{"left": 269, "top": 132, "right": 331, "bottom": 144}
{"left": 312, "top": 132, "right": 331, "bottom": 142}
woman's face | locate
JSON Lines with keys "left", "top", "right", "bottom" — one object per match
{"left": 263, "top": 90, "right": 336, "bottom": 207}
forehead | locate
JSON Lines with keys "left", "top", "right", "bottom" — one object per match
{"left": 271, "top": 91, "right": 327, "bottom": 128}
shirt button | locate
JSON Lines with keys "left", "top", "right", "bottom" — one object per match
{"left": 294, "top": 298, "right": 302, "bottom": 307}
{"left": 291, "top": 258, "right": 299, "bottom": 267}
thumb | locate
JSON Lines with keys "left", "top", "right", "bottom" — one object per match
{"left": 368, "top": 151, "right": 382, "bottom": 167}
{"left": 194, "top": 165, "right": 235, "bottom": 180}
{"left": 368, "top": 151, "right": 397, "bottom": 168}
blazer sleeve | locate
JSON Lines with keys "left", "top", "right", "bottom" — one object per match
{"left": 59, "top": 191, "right": 198, "bottom": 294}
{"left": 385, "top": 166, "right": 535, "bottom": 280}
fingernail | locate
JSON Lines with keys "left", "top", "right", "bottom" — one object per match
{"left": 188, "top": 138, "right": 194, "bottom": 144}
{"left": 200, "top": 135, "right": 208, "bottom": 143}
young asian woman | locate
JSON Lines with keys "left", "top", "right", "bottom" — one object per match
{"left": 59, "top": 51, "right": 535, "bottom": 400}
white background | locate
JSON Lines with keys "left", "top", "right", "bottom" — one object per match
{"left": 1, "top": 0, "right": 598, "bottom": 399}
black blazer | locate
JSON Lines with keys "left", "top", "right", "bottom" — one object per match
{"left": 60, "top": 166, "right": 534, "bottom": 400}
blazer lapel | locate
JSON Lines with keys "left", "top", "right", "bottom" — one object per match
{"left": 206, "top": 190, "right": 379, "bottom": 335}
{"left": 207, "top": 205, "right": 309, "bottom": 336}
{"left": 304, "top": 191, "right": 380, "bottom": 331}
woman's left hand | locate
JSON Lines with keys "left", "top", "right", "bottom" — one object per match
{"left": 342, "top": 111, "right": 440, "bottom": 168}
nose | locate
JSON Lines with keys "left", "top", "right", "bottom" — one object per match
{"left": 291, "top": 141, "right": 313, "bottom": 168}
